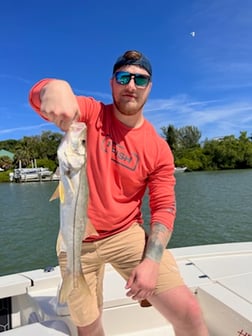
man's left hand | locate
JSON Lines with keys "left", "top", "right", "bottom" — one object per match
{"left": 125, "top": 258, "right": 159, "bottom": 301}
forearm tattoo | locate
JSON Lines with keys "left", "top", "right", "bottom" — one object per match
{"left": 144, "top": 222, "right": 171, "bottom": 263}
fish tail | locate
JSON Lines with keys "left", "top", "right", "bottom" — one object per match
{"left": 58, "top": 271, "right": 91, "bottom": 304}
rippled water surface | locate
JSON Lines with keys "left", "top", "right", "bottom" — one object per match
{"left": 1, "top": 170, "right": 251, "bottom": 275}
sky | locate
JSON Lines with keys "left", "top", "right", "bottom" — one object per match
{"left": 1, "top": 0, "right": 252, "bottom": 142}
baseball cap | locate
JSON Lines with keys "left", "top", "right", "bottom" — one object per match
{"left": 112, "top": 50, "right": 152, "bottom": 76}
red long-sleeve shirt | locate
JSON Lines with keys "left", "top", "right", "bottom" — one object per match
{"left": 29, "top": 80, "right": 176, "bottom": 240}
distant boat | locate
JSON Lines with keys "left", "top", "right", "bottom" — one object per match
{"left": 175, "top": 167, "right": 187, "bottom": 173}
{"left": 9, "top": 159, "right": 58, "bottom": 183}
{"left": 9, "top": 167, "right": 54, "bottom": 182}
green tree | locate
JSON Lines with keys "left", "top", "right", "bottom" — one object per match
{"left": 218, "top": 136, "right": 240, "bottom": 169}
{"left": 39, "top": 131, "right": 62, "bottom": 161}
{"left": 0, "top": 156, "right": 12, "bottom": 170}
{"left": 203, "top": 135, "right": 241, "bottom": 169}
{"left": 202, "top": 139, "right": 220, "bottom": 169}
{"left": 236, "top": 131, "right": 252, "bottom": 168}
{"left": 13, "top": 140, "right": 33, "bottom": 168}
{"left": 161, "top": 125, "right": 201, "bottom": 150}
{"left": 161, "top": 125, "right": 177, "bottom": 151}
{"left": 36, "top": 158, "right": 57, "bottom": 172}
{"left": 11, "top": 131, "right": 62, "bottom": 168}
{"left": 176, "top": 126, "right": 201, "bottom": 149}
{"left": 0, "top": 139, "right": 18, "bottom": 153}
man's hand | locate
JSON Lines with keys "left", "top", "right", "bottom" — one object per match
{"left": 40, "top": 80, "right": 80, "bottom": 131}
{"left": 125, "top": 258, "right": 159, "bottom": 301}
{"left": 125, "top": 223, "right": 172, "bottom": 301}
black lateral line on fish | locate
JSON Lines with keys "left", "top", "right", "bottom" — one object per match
{"left": 72, "top": 164, "right": 84, "bottom": 289}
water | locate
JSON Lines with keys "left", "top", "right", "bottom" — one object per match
{"left": 0, "top": 182, "right": 60, "bottom": 276}
{"left": 171, "top": 169, "right": 252, "bottom": 247}
{"left": 1, "top": 170, "right": 251, "bottom": 276}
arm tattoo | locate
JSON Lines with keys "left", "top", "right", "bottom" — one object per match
{"left": 144, "top": 222, "right": 172, "bottom": 263}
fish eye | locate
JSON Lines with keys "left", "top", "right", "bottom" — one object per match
{"left": 65, "top": 169, "right": 71, "bottom": 177}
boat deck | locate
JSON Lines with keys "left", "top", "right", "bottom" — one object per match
{"left": 0, "top": 242, "right": 251, "bottom": 335}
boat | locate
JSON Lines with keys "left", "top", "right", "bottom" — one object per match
{"left": 175, "top": 167, "right": 187, "bottom": 173}
{"left": 8, "top": 159, "right": 57, "bottom": 183}
{"left": 0, "top": 242, "right": 251, "bottom": 335}
{"left": 9, "top": 167, "right": 54, "bottom": 182}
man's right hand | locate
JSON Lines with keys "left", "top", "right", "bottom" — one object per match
{"left": 40, "top": 79, "right": 80, "bottom": 131}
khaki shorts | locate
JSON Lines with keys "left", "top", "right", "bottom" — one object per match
{"left": 58, "top": 224, "right": 184, "bottom": 327}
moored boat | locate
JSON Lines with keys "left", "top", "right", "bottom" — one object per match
{"left": 0, "top": 242, "right": 251, "bottom": 335}
{"left": 9, "top": 167, "right": 54, "bottom": 182}
{"left": 175, "top": 167, "right": 187, "bottom": 173}
{"left": 8, "top": 160, "right": 58, "bottom": 183}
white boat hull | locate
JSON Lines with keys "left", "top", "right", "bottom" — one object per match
{"left": 0, "top": 242, "right": 251, "bottom": 335}
{"left": 175, "top": 167, "right": 187, "bottom": 173}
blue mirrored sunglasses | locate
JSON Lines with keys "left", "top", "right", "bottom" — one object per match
{"left": 114, "top": 71, "right": 151, "bottom": 87}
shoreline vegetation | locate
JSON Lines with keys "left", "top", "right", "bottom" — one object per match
{"left": 1, "top": 125, "right": 252, "bottom": 183}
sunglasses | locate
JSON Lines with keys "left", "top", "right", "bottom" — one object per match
{"left": 114, "top": 71, "right": 151, "bottom": 87}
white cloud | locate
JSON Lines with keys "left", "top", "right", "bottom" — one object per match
{"left": 0, "top": 123, "right": 55, "bottom": 135}
{"left": 144, "top": 96, "right": 252, "bottom": 139}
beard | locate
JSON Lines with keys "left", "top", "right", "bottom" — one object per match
{"left": 112, "top": 92, "right": 147, "bottom": 116}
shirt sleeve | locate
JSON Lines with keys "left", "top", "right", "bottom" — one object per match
{"left": 148, "top": 143, "right": 176, "bottom": 232}
{"left": 28, "top": 78, "right": 102, "bottom": 124}
{"left": 29, "top": 78, "right": 52, "bottom": 119}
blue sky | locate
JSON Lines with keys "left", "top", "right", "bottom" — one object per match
{"left": 1, "top": 0, "right": 252, "bottom": 142}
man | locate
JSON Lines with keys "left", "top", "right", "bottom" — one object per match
{"left": 29, "top": 50, "right": 209, "bottom": 336}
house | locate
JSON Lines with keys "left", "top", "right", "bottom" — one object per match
{"left": 0, "top": 149, "right": 14, "bottom": 161}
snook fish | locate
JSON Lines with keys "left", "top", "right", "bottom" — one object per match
{"left": 52, "top": 122, "right": 97, "bottom": 303}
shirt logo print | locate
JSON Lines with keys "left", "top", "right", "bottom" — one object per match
{"left": 102, "top": 135, "right": 139, "bottom": 171}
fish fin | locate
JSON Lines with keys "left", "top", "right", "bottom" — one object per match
{"left": 49, "top": 176, "right": 74, "bottom": 203}
{"left": 83, "top": 218, "right": 99, "bottom": 239}
{"left": 58, "top": 181, "right": 65, "bottom": 203}
{"left": 58, "top": 271, "right": 90, "bottom": 304}
{"left": 49, "top": 184, "right": 60, "bottom": 202}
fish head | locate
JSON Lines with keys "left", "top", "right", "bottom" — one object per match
{"left": 58, "top": 122, "right": 87, "bottom": 175}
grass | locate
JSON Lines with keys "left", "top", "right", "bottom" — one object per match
{"left": 0, "top": 170, "right": 11, "bottom": 182}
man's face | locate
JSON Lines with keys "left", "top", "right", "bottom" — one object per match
{"left": 110, "top": 65, "right": 152, "bottom": 117}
